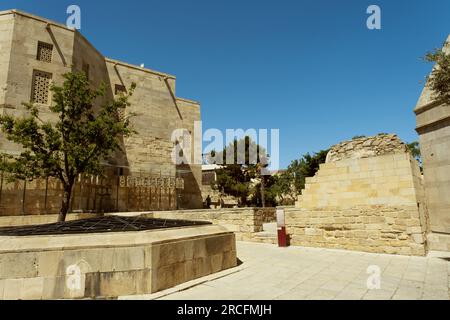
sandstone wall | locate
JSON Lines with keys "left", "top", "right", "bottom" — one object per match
{"left": 0, "top": 172, "right": 181, "bottom": 216}
{"left": 326, "top": 134, "right": 408, "bottom": 163}
{"left": 0, "top": 10, "right": 203, "bottom": 213}
{"left": 150, "top": 207, "right": 277, "bottom": 241}
{"left": 414, "top": 35, "right": 450, "bottom": 251}
{"left": 0, "top": 207, "right": 277, "bottom": 243}
{"left": 288, "top": 149, "right": 428, "bottom": 256}
{"left": 0, "top": 12, "right": 14, "bottom": 107}
{"left": 0, "top": 225, "right": 237, "bottom": 299}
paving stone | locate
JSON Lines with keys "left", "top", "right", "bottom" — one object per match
{"left": 149, "top": 242, "right": 449, "bottom": 301}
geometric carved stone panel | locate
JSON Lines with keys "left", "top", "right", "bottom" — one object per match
{"left": 31, "top": 70, "right": 52, "bottom": 105}
{"left": 36, "top": 41, "right": 53, "bottom": 63}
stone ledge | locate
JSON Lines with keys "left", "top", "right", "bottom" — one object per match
{"left": 0, "top": 224, "right": 231, "bottom": 253}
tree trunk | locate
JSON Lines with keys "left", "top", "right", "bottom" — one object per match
{"left": 58, "top": 183, "right": 73, "bottom": 222}
{"left": 261, "top": 175, "right": 266, "bottom": 208}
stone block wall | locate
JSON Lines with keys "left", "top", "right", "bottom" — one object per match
{"left": 326, "top": 134, "right": 408, "bottom": 163}
{"left": 288, "top": 147, "right": 428, "bottom": 256}
{"left": 0, "top": 173, "right": 181, "bottom": 216}
{"left": 0, "top": 207, "right": 278, "bottom": 244}
{"left": 286, "top": 205, "right": 426, "bottom": 255}
{"left": 0, "top": 225, "right": 237, "bottom": 299}
{"left": 0, "top": 12, "right": 14, "bottom": 107}
{"left": 414, "top": 35, "right": 450, "bottom": 251}
{"left": 150, "top": 207, "right": 277, "bottom": 241}
{"left": 0, "top": 10, "right": 203, "bottom": 213}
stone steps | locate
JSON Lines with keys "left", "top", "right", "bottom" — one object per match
{"left": 253, "top": 223, "right": 277, "bottom": 244}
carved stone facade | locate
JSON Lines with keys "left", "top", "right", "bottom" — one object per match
{"left": 0, "top": 10, "right": 203, "bottom": 215}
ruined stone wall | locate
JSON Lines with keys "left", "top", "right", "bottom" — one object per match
{"left": 326, "top": 134, "right": 408, "bottom": 163}
{"left": 288, "top": 138, "right": 428, "bottom": 256}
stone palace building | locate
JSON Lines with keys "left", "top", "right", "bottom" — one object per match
{"left": 0, "top": 9, "right": 203, "bottom": 215}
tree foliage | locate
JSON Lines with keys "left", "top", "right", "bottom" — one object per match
{"left": 269, "top": 150, "right": 329, "bottom": 205}
{"left": 0, "top": 72, "right": 136, "bottom": 222}
{"left": 212, "top": 136, "right": 270, "bottom": 207}
{"left": 425, "top": 45, "right": 450, "bottom": 105}
{"left": 407, "top": 141, "right": 422, "bottom": 166}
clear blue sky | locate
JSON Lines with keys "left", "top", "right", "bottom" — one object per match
{"left": 2, "top": 0, "right": 450, "bottom": 168}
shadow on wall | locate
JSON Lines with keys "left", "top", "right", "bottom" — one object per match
{"left": 72, "top": 31, "right": 131, "bottom": 174}
{"left": 177, "top": 163, "right": 203, "bottom": 209}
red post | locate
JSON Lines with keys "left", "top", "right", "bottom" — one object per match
{"left": 277, "top": 208, "right": 288, "bottom": 247}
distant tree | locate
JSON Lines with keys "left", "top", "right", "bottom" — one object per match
{"left": 0, "top": 72, "right": 136, "bottom": 222}
{"left": 250, "top": 174, "right": 278, "bottom": 207}
{"left": 352, "top": 135, "right": 366, "bottom": 140}
{"left": 269, "top": 150, "right": 329, "bottom": 204}
{"left": 407, "top": 141, "right": 422, "bottom": 166}
{"left": 269, "top": 171, "right": 296, "bottom": 205}
{"left": 213, "top": 137, "right": 270, "bottom": 207}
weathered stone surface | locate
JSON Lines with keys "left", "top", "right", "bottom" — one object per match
{"left": 0, "top": 224, "right": 237, "bottom": 300}
{"left": 0, "top": 9, "right": 203, "bottom": 215}
{"left": 326, "top": 134, "right": 408, "bottom": 163}
{"left": 291, "top": 137, "right": 428, "bottom": 256}
{"left": 414, "top": 35, "right": 450, "bottom": 251}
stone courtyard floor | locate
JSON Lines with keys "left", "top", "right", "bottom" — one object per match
{"left": 126, "top": 242, "right": 450, "bottom": 300}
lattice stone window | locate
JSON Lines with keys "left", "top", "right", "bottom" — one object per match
{"left": 31, "top": 70, "right": 52, "bottom": 105}
{"left": 115, "top": 84, "right": 127, "bottom": 121}
{"left": 36, "top": 41, "right": 53, "bottom": 63}
{"left": 117, "top": 107, "right": 126, "bottom": 122}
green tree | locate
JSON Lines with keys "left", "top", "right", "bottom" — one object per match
{"left": 425, "top": 45, "right": 450, "bottom": 104}
{"left": 0, "top": 72, "right": 136, "bottom": 222}
{"left": 407, "top": 141, "right": 422, "bottom": 165}
{"left": 212, "top": 137, "right": 270, "bottom": 207}
{"left": 269, "top": 150, "right": 329, "bottom": 204}
{"left": 269, "top": 171, "right": 296, "bottom": 205}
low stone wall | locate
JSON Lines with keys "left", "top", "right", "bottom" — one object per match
{"left": 0, "top": 208, "right": 277, "bottom": 242}
{"left": 144, "top": 208, "right": 277, "bottom": 241}
{"left": 0, "top": 172, "right": 183, "bottom": 217}
{"left": 285, "top": 205, "right": 426, "bottom": 256}
{"left": 0, "top": 225, "right": 236, "bottom": 299}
